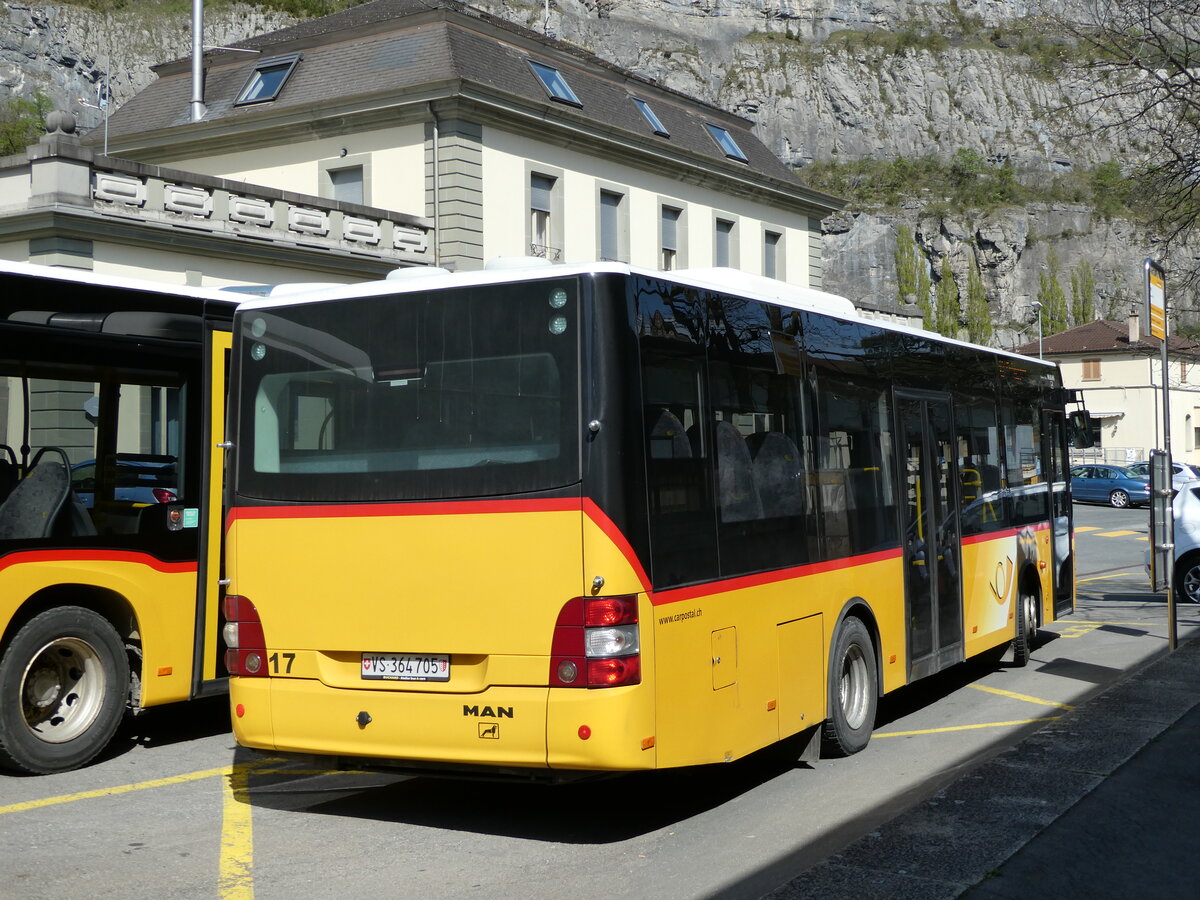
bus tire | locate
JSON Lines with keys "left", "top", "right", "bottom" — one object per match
{"left": 0, "top": 606, "right": 130, "bottom": 774}
{"left": 821, "top": 616, "right": 877, "bottom": 758}
{"left": 1012, "top": 582, "right": 1039, "bottom": 667}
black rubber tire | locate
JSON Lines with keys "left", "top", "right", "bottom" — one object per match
{"left": 1012, "top": 583, "right": 1039, "bottom": 667}
{"left": 1108, "top": 489, "right": 1130, "bottom": 509}
{"left": 821, "top": 616, "right": 878, "bottom": 757}
{"left": 1175, "top": 554, "right": 1200, "bottom": 604}
{"left": 0, "top": 606, "right": 129, "bottom": 774}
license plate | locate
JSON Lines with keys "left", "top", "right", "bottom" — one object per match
{"left": 361, "top": 653, "right": 450, "bottom": 682}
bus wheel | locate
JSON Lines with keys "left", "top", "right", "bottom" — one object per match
{"left": 821, "top": 617, "right": 877, "bottom": 757}
{"left": 1012, "top": 584, "right": 1038, "bottom": 667}
{"left": 0, "top": 606, "right": 130, "bottom": 774}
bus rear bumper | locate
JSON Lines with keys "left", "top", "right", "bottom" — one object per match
{"left": 230, "top": 676, "right": 655, "bottom": 773}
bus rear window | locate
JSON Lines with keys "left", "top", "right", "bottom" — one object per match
{"left": 235, "top": 279, "right": 581, "bottom": 502}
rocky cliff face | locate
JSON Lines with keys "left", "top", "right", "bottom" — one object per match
{"left": 2, "top": 0, "right": 1192, "bottom": 346}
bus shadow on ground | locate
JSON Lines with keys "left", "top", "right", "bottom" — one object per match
{"left": 99, "top": 694, "right": 232, "bottom": 763}
{"left": 241, "top": 739, "right": 817, "bottom": 843}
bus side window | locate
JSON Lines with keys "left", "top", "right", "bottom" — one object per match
{"left": 707, "top": 296, "right": 814, "bottom": 577}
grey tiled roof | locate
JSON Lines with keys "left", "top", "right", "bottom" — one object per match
{"left": 99, "top": 0, "right": 832, "bottom": 203}
{"left": 1017, "top": 318, "right": 1200, "bottom": 358}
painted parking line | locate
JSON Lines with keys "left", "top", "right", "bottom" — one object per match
{"left": 220, "top": 764, "right": 255, "bottom": 900}
{"left": 1074, "top": 526, "right": 1102, "bottom": 533}
{"left": 967, "top": 683, "right": 1075, "bottom": 710}
{"left": 875, "top": 716, "right": 1063, "bottom": 739}
{"left": 1094, "top": 530, "right": 1141, "bottom": 537}
{"left": 0, "top": 765, "right": 231, "bottom": 816}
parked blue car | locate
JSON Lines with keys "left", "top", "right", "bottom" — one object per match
{"left": 1069, "top": 463, "right": 1150, "bottom": 508}
{"left": 70, "top": 457, "right": 178, "bottom": 508}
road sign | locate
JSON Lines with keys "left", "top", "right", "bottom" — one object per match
{"left": 1145, "top": 259, "right": 1166, "bottom": 340}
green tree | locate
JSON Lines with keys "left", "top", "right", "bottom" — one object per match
{"left": 965, "top": 252, "right": 991, "bottom": 344}
{"left": 1071, "top": 258, "right": 1096, "bottom": 324}
{"left": 917, "top": 259, "right": 934, "bottom": 330}
{"left": 934, "top": 256, "right": 960, "bottom": 338}
{"left": 895, "top": 223, "right": 918, "bottom": 303}
{"left": 0, "top": 93, "right": 50, "bottom": 156}
{"left": 1039, "top": 249, "right": 1069, "bottom": 334}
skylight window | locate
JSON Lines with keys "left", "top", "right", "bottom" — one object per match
{"left": 632, "top": 97, "right": 669, "bottom": 137}
{"left": 528, "top": 60, "right": 582, "bottom": 106}
{"left": 235, "top": 53, "right": 302, "bottom": 106}
{"left": 704, "top": 123, "right": 749, "bottom": 163}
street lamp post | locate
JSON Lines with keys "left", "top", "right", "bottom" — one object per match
{"left": 1030, "top": 300, "right": 1044, "bottom": 358}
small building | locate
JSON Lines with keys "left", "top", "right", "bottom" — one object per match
{"left": 92, "top": 0, "right": 841, "bottom": 284}
{"left": 1020, "top": 317, "right": 1200, "bottom": 465}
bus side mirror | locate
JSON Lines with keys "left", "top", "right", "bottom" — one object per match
{"left": 1068, "top": 410, "right": 1095, "bottom": 449}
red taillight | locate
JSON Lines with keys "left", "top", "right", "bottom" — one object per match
{"left": 152, "top": 487, "right": 178, "bottom": 503}
{"left": 223, "top": 594, "right": 268, "bottom": 677}
{"left": 550, "top": 595, "right": 640, "bottom": 688}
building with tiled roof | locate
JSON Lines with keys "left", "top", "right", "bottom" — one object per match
{"left": 90, "top": 0, "right": 840, "bottom": 279}
{"left": 1019, "top": 317, "right": 1200, "bottom": 465}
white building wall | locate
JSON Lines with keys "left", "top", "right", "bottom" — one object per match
{"left": 480, "top": 126, "right": 815, "bottom": 285}
{"left": 170, "top": 124, "right": 427, "bottom": 214}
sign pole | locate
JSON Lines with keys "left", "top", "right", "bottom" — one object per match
{"left": 1146, "top": 259, "right": 1175, "bottom": 651}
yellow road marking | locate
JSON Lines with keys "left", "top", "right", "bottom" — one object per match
{"left": 1137, "top": 536, "right": 1150, "bottom": 542}
{"left": 0, "top": 765, "right": 229, "bottom": 815}
{"left": 1076, "top": 573, "right": 1140, "bottom": 584}
{"left": 219, "top": 764, "right": 255, "bottom": 900}
{"left": 967, "top": 683, "right": 1074, "bottom": 710}
{"left": 1095, "top": 530, "right": 1140, "bottom": 537}
{"left": 1074, "top": 526, "right": 1102, "bottom": 532}
{"left": 875, "top": 716, "right": 1062, "bottom": 738}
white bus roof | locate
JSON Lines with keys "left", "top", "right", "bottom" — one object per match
{"left": 236, "top": 258, "right": 1055, "bottom": 369}
{"left": 0, "top": 259, "right": 250, "bottom": 307}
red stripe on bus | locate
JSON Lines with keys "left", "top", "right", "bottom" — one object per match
{"left": 0, "top": 549, "right": 197, "bottom": 575}
{"left": 649, "top": 547, "right": 903, "bottom": 607}
{"left": 581, "top": 498, "right": 652, "bottom": 592}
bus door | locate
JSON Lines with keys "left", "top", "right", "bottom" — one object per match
{"left": 898, "top": 393, "right": 964, "bottom": 680}
{"left": 1043, "top": 409, "right": 1074, "bottom": 618}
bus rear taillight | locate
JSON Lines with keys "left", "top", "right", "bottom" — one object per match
{"left": 223, "top": 595, "right": 267, "bottom": 677}
{"left": 550, "top": 595, "right": 640, "bottom": 688}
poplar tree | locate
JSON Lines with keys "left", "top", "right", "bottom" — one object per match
{"left": 935, "top": 257, "right": 960, "bottom": 338}
{"left": 965, "top": 253, "right": 991, "bottom": 344}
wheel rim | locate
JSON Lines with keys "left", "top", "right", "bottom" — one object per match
{"left": 1111, "top": 491, "right": 1129, "bottom": 508}
{"left": 1183, "top": 566, "right": 1200, "bottom": 602}
{"left": 1024, "top": 592, "right": 1037, "bottom": 646}
{"left": 839, "top": 643, "right": 870, "bottom": 730}
{"left": 19, "top": 637, "right": 107, "bottom": 743}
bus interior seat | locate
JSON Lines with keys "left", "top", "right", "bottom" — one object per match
{"left": 647, "top": 409, "right": 692, "bottom": 459}
{"left": 747, "top": 431, "right": 805, "bottom": 517}
{"left": 0, "top": 447, "right": 72, "bottom": 540}
{"left": 0, "top": 444, "right": 19, "bottom": 504}
{"left": 715, "top": 420, "right": 762, "bottom": 523}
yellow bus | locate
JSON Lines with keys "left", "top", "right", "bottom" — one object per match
{"left": 0, "top": 261, "right": 237, "bottom": 773}
{"left": 224, "top": 262, "right": 1077, "bottom": 777}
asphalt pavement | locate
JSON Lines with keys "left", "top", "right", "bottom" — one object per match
{"left": 762, "top": 627, "right": 1200, "bottom": 900}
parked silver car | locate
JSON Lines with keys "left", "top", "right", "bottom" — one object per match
{"left": 1167, "top": 481, "right": 1200, "bottom": 603}
{"left": 1124, "top": 460, "right": 1200, "bottom": 491}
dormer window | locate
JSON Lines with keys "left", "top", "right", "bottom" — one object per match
{"left": 632, "top": 98, "right": 669, "bottom": 137}
{"left": 704, "top": 123, "right": 749, "bottom": 163}
{"left": 235, "top": 53, "right": 302, "bottom": 106}
{"left": 528, "top": 61, "right": 581, "bottom": 106}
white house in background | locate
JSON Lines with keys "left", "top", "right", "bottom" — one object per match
{"left": 1020, "top": 316, "right": 1200, "bottom": 465}
{"left": 90, "top": 0, "right": 841, "bottom": 285}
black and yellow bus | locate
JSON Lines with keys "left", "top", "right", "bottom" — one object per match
{"left": 0, "top": 261, "right": 237, "bottom": 773}
{"left": 223, "top": 262, "right": 1076, "bottom": 777}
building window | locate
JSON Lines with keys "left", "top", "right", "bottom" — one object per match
{"left": 632, "top": 97, "right": 669, "bottom": 137}
{"left": 530, "top": 173, "right": 559, "bottom": 260}
{"left": 319, "top": 154, "right": 371, "bottom": 206}
{"left": 1082, "top": 358, "right": 1101, "bottom": 381}
{"left": 661, "top": 205, "right": 682, "bottom": 271}
{"left": 1182, "top": 360, "right": 1190, "bottom": 383}
{"left": 764, "top": 231, "right": 782, "bottom": 279}
{"left": 528, "top": 61, "right": 581, "bottom": 106}
{"left": 328, "top": 167, "right": 364, "bottom": 204}
{"left": 599, "top": 189, "right": 625, "bottom": 262}
{"left": 235, "top": 54, "right": 302, "bottom": 106}
{"left": 704, "top": 123, "right": 749, "bottom": 163}
{"left": 715, "top": 218, "right": 735, "bottom": 267}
